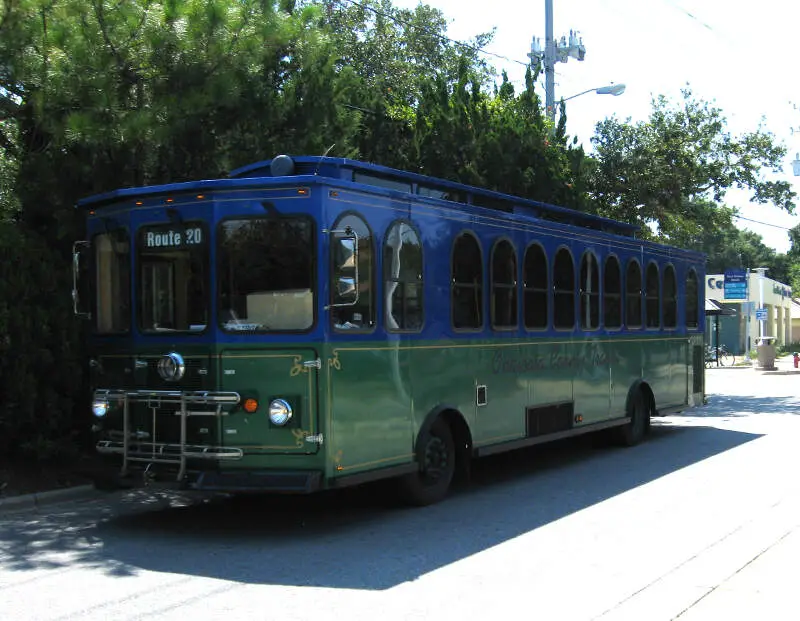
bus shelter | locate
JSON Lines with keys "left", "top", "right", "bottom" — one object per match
{"left": 705, "top": 298, "right": 736, "bottom": 363}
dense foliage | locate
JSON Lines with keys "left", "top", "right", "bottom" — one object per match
{"left": 0, "top": 0, "right": 796, "bottom": 461}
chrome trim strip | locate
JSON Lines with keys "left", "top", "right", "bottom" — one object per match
{"left": 96, "top": 441, "right": 244, "bottom": 460}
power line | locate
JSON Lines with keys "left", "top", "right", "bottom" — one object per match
{"left": 660, "top": 0, "right": 714, "bottom": 32}
{"left": 734, "top": 214, "right": 798, "bottom": 231}
{"left": 333, "top": 0, "right": 533, "bottom": 69}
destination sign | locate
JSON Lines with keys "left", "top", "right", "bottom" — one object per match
{"left": 723, "top": 268, "right": 747, "bottom": 300}
{"left": 142, "top": 226, "right": 204, "bottom": 249}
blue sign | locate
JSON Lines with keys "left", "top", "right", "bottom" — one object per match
{"left": 724, "top": 269, "right": 747, "bottom": 300}
{"left": 756, "top": 307, "right": 767, "bottom": 321}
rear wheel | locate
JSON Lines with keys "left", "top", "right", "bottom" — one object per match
{"left": 613, "top": 390, "right": 649, "bottom": 447}
{"left": 398, "top": 418, "right": 456, "bottom": 506}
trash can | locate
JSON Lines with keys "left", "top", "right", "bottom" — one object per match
{"left": 755, "top": 336, "right": 777, "bottom": 370}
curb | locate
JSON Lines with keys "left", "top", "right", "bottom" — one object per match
{"left": 0, "top": 484, "right": 99, "bottom": 514}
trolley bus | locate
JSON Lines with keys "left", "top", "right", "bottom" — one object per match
{"left": 73, "top": 154, "right": 705, "bottom": 505}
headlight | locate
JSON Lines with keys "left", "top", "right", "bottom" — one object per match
{"left": 157, "top": 352, "right": 185, "bottom": 382}
{"left": 268, "top": 399, "right": 293, "bottom": 426}
{"left": 92, "top": 397, "right": 109, "bottom": 418}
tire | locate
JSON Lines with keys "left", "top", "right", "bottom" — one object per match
{"left": 398, "top": 417, "right": 456, "bottom": 506}
{"left": 613, "top": 390, "right": 649, "bottom": 447}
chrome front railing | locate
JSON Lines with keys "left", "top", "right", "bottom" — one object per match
{"left": 94, "top": 389, "right": 242, "bottom": 482}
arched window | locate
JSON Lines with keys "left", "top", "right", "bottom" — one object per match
{"left": 626, "top": 260, "right": 642, "bottom": 329}
{"left": 523, "top": 243, "right": 548, "bottom": 330}
{"left": 686, "top": 269, "right": 699, "bottom": 328}
{"left": 452, "top": 233, "right": 483, "bottom": 330}
{"left": 491, "top": 239, "right": 518, "bottom": 329}
{"left": 663, "top": 265, "right": 677, "bottom": 328}
{"left": 553, "top": 247, "right": 575, "bottom": 330}
{"left": 580, "top": 251, "right": 600, "bottom": 330}
{"left": 331, "top": 213, "right": 374, "bottom": 331}
{"left": 646, "top": 262, "right": 660, "bottom": 328}
{"left": 384, "top": 221, "right": 423, "bottom": 332}
{"left": 604, "top": 255, "right": 621, "bottom": 329}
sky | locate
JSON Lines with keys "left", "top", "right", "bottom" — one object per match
{"left": 391, "top": 0, "right": 800, "bottom": 254}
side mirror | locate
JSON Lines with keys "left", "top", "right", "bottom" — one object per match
{"left": 330, "top": 230, "right": 359, "bottom": 307}
{"left": 72, "top": 240, "right": 92, "bottom": 319}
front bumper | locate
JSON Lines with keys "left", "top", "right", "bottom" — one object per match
{"left": 96, "top": 461, "right": 323, "bottom": 495}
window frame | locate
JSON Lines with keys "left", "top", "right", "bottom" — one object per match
{"left": 625, "top": 259, "right": 643, "bottom": 330}
{"left": 93, "top": 228, "right": 131, "bottom": 335}
{"left": 579, "top": 250, "right": 600, "bottom": 331}
{"left": 523, "top": 242, "right": 549, "bottom": 331}
{"left": 450, "top": 230, "right": 485, "bottom": 332}
{"left": 603, "top": 254, "right": 622, "bottom": 331}
{"left": 490, "top": 237, "right": 519, "bottom": 331}
{"left": 685, "top": 268, "right": 700, "bottom": 329}
{"left": 329, "top": 210, "right": 376, "bottom": 334}
{"left": 137, "top": 219, "right": 210, "bottom": 336}
{"left": 216, "top": 213, "right": 318, "bottom": 334}
{"left": 383, "top": 218, "right": 424, "bottom": 333}
{"left": 553, "top": 246, "right": 576, "bottom": 331}
{"left": 662, "top": 263, "right": 677, "bottom": 329}
{"left": 645, "top": 260, "right": 661, "bottom": 330}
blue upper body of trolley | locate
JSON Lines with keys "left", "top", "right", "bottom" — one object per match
{"left": 76, "top": 155, "right": 706, "bottom": 347}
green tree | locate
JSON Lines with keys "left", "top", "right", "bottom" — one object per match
{"left": 590, "top": 88, "right": 796, "bottom": 242}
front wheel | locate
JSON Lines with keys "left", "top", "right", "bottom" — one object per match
{"left": 398, "top": 418, "right": 456, "bottom": 506}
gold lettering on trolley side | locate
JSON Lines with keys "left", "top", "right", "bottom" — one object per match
{"left": 290, "top": 356, "right": 307, "bottom": 377}
{"left": 328, "top": 350, "right": 341, "bottom": 371}
{"left": 334, "top": 450, "right": 344, "bottom": 471}
{"left": 291, "top": 429, "right": 309, "bottom": 447}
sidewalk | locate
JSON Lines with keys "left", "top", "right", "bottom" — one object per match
{"left": 706, "top": 353, "right": 800, "bottom": 374}
{"left": 0, "top": 483, "right": 99, "bottom": 514}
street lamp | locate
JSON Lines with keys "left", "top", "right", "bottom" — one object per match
{"left": 545, "top": 84, "right": 626, "bottom": 133}
{"left": 561, "top": 83, "right": 626, "bottom": 103}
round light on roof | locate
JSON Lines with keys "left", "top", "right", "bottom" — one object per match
{"left": 271, "top": 154, "right": 295, "bottom": 177}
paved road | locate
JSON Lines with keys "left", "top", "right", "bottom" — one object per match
{"left": 2, "top": 366, "right": 799, "bottom": 620}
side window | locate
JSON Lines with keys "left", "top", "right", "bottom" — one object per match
{"left": 604, "top": 255, "right": 622, "bottom": 329}
{"left": 95, "top": 231, "right": 131, "bottom": 333}
{"left": 491, "top": 239, "right": 518, "bottom": 330}
{"left": 553, "top": 247, "right": 575, "bottom": 330}
{"left": 663, "top": 265, "right": 677, "bottom": 328}
{"left": 452, "top": 233, "right": 483, "bottom": 330}
{"left": 580, "top": 251, "right": 600, "bottom": 330}
{"left": 384, "top": 221, "right": 423, "bottom": 332}
{"left": 626, "top": 260, "right": 642, "bottom": 329}
{"left": 331, "top": 213, "right": 374, "bottom": 331}
{"left": 523, "top": 243, "right": 548, "bottom": 330}
{"left": 646, "top": 262, "right": 660, "bottom": 328}
{"left": 686, "top": 268, "right": 699, "bottom": 328}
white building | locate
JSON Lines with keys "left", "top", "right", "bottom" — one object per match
{"left": 705, "top": 271, "right": 792, "bottom": 353}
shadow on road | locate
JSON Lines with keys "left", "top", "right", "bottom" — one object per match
{"left": 0, "top": 421, "right": 763, "bottom": 590}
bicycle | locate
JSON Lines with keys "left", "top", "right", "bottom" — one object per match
{"left": 705, "top": 344, "right": 734, "bottom": 368}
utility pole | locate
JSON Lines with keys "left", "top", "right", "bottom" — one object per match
{"left": 528, "top": 0, "right": 586, "bottom": 126}
{"left": 544, "top": 0, "right": 555, "bottom": 121}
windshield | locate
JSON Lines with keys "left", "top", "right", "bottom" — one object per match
{"left": 137, "top": 223, "right": 208, "bottom": 333}
{"left": 218, "top": 216, "right": 315, "bottom": 332}
{"left": 95, "top": 229, "right": 131, "bottom": 333}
